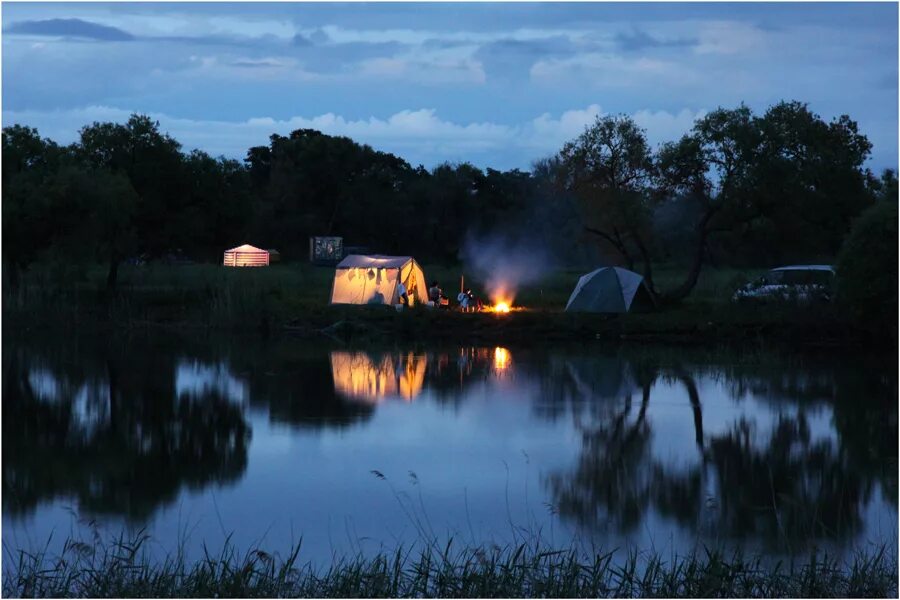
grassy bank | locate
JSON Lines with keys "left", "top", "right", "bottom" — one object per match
{"left": 3, "top": 261, "right": 889, "bottom": 348}
{"left": 4, "top": 535, "right": 896, "bottom": 598}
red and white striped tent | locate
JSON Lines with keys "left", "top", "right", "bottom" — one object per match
{"left": 223, "top": 244, "right": 269, "bottom": 267}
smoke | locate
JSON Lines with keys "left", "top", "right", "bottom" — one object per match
{"left": 459, "top": 232, "right": 553, "bottom": 304}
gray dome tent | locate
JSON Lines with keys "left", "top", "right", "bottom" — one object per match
{"left": 565, "top": 267, "right": 655, "bottom": 313}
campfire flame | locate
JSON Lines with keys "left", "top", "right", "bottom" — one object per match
{"left": 488, "top": 282, "right": 514, "bottom": 314}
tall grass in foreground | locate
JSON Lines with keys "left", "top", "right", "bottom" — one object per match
{"left": 4, "top": 534, "right": 896, "bottom": 598}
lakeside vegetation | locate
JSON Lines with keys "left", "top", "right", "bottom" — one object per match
{"left": 4, "top": 101, "right": 897, "bottom": 294}
{"left": 3, "top": 260, "right": 875, "bottom": 348}
{"left": 4, "top": 534, "right": 896, "bottom": 599}
{"left": 3, "top": 99, "right": 897, "bottom": 349}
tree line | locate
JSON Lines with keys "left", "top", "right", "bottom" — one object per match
{"left": 3, "top": 101, "right": 895, "bottom": 300}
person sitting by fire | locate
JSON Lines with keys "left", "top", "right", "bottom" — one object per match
{"left": 429, "top": 281, "right": 449, "bottom": 308}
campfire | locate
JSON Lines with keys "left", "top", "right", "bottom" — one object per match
{"left": 491, "top": 300, "right": 511, "bottom": 314}
{"left": 461, "top": 233, "right": 548, "bottom": 317}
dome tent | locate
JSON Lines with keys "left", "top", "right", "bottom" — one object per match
{"left": 565, "top": 267, "right": 655, "bottom": 313}
{"left": 330, "top": 255, "right": 427, "bottom": 306}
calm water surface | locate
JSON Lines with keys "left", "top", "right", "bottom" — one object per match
{"left": 3, "top": 332, "right": 897, "bottom": 565}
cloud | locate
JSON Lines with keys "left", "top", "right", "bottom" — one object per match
{"left": 230, "top": 57, "right": 294, "bottom": 69}
{"left": 474, "top": 36, "right": 583, "bottom": 80}
{"left": 308, "top": 28, "right": 331, "bottom": 44}
{"left": 632, "top": 108, "right": 707, "bottom": 147}
{"left": 292, "top": 33, "right": 312, "bottom": 47}
{"left": 356, "top": 56, "right": 486, "bottom": 84}
{"left": 614, "top": 28, "right": 696, "bottom": 52}
{"left": 530, "top": 104, "right": 604, "bottom": 145}
{"left": 692, "top": 21, "right": 767, "bottom": 55}
{"left": 4, "top": 18, "right": 134, "bottom": 41}
{"left": 530, "top": 53, "right": 699, "bottom": 88}
{"left": 2, "top": 104, "right": 706, "bottom": 170}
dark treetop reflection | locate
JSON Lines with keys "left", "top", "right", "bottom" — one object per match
{"left": 3, "top": 332, "right": 896, "bottom": 562}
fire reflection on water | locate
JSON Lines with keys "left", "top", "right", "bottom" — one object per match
{"left": 330, "top": 347, "right": 516, "bottom": 403}
{"left": 494, "top": 347, "right": 511, "bottom": 371}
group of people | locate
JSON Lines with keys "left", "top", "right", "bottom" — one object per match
{"left": 457, "top": 288, "right": 484, "bottom": 312}
{"left": 426, "top": 281, "right": 484, "bottom": 312}
{"left": 394, "top": 280, "right": 484, "bottom": 311}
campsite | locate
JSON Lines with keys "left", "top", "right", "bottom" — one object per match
{"left": 2, "top": 3, "right": 898, "bottom": 599}
{"left": 5, "top": 253, "right": 886, "bottom": 349}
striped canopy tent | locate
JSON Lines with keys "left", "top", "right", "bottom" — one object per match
{"left": 223, "top": 244, "right": 269, "bottom": 267}
{"left": 330, "top": 255, "right": 427, "bottom": 306}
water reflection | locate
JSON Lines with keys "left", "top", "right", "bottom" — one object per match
{"left": 330, "top": 352, "right": 427, "bottom": 403}
{"left": 2, "top": 334, "right": 895, "bottom": 558}
{"left": 493, "top": 347, "right": 511, "bottom": 372}
{"left": 540, "top": 352, "right": 897, "bottom": 551}
{"left": 3, "top": 343, "right": 250, "bottom": 520}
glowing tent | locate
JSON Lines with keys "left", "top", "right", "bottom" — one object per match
{"left": 330, "top": 255, "right": 427, "bottom": 306}
{"left": 223, "top": 244, "right": 269, "bottom": 267}
{"left": 565, "top": 267, "right": 655, "bottom": 313}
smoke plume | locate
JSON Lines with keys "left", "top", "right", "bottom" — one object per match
{"left": 459, "top": 232, "right": 553, "bottom": 305}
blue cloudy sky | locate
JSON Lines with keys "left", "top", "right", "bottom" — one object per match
{"left": 3, "top": 2, "right": 897, "bottom": 171}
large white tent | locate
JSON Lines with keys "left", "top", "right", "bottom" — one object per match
{"left": 330, "top": 255, "right": 428, "bottom": 306}
{"left": 565, "top": 267, "right": 655, "bottom": 313}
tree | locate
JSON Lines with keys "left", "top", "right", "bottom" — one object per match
{"left": 78, "top": 115, "right": 187, "bottom": 261}
{"left": 750, "top": 102, "right": 873, "bottom": 259}
{"left": 2, "top": 126, "right": 66, "bottom": 282}
{"left": 20, "top": 165, "right": 137, "bottom": 288}
{"left": 868, "top": 168, "right": 898, "bottom": 203}
{"left": 836, "top": 201, "right": 898, "bottom": 335}
{"left": 558, "top": 115, "right": 658, "bottom": 289}
{"left": 181, "top": 150, "right": 253, "bottom": 260}
{"left": 654, "top": 102, "right": 874, "bottom": 302}
{"left": 654, "top": 106, "right": 760, "bottom": 302}
{"left": 87, "top": 170, "right": 139, "bottom": 288}
{"left": 246, "top": 129, "right": 416, "bottom": 257}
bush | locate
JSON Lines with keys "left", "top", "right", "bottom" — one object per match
{"left": 836, "top": 201, "right": 898, "bottom": 335}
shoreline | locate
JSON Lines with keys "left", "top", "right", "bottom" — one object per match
{"left": 6, "top": 300, "right": 892, "bottom": 351}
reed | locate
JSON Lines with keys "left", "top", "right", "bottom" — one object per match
{"left": 3, "top": 533, "right": 896, "bottom": 598}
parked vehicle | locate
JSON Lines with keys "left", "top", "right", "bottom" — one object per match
{"left": 732, "top": 265, "right": 835, "bottom": 304}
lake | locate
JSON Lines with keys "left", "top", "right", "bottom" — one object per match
{"left": 3, "top": 331, "right": 897, "bottom": 568}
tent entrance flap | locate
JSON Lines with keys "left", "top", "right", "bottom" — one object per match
{"left": 329, "top": 255, "right": 428, "bottom": 306}
{"left": 331, "top": 267, "right": 399, "bottom": 305}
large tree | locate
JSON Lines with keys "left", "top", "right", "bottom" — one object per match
{"left": 656, "top": 102, "right": 873, "bottom": 301}
{"left": 246, "top": 129, "right": 416, "bottom": 257}
{"left": 78, "top": 115, "right": 187, "bottom": 265}
{"left": 558, "top": 115, "right": 658, "bottom": 289}
{"left": 653, "top": 105, "right": 761, "bottom": 301}
{"left": 2, "top": 126, "right": 67, "bottom": 281}
{"left": 559, "top": 103, "right": 876, "bottom": 305}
